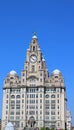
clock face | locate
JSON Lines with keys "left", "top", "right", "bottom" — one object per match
{"left": 30, "top": 55, "right": 37, "bottom": 63}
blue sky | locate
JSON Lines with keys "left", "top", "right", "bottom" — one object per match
{"left": 0, "top": 0, "right": 74, "bottom": 125}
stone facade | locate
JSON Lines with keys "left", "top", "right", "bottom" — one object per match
{"left": 2, "top": 35, "right": 67, "bottom": 130}
{"left": 66, "top": 110, "right": 72, "bottom": 130}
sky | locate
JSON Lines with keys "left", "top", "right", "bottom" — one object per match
{"left": 0, "top": 0, "right": 74, "bottom": 125}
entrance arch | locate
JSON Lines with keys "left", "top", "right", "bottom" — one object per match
{"left": 28, "top": 116, "right": 35, "bottom": 127}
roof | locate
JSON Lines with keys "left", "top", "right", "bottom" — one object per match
{"left": 32, "top": 35, "right": 37, "bottom": 39}
{"left": 9, "top": 70, "right": 17, "bottom": 75}
{"left": 52, "top": 69, "right": 61, "bottom": 75}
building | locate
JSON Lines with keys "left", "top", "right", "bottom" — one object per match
{"left": 0, "top": 119, "right": 1, "bottom": 130}
{"left": 66, "top": 110, "right": 72, "bottom": 130}
{"left": 72, "top": 126, "right": 74, "bottom": 130}
{"left": 2, "top": 35, "right": 67, "bottom": 130}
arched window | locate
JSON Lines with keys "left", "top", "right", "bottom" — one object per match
{"left": 45, "top": 94, "right": 49, "bottom": 98}
{"left": 11, "top": 95, "right": 15, "bottom": 98}
{"left": 51, "top": 94, "right": 55, "bottom": 98}
{"left": 33, "top": 46, "right": 35, "bottom": 51}
{"left": 16, "top": 95, "right": 20, "bottom": 98}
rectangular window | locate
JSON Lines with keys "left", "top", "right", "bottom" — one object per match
{"left": 10, "top": 111, "right": 14, "bottom": 115}
{"left": 57, "top": 100, "right": 59, "bottom": 103}
{"left": 51, "top": 100, "right": 55, "bottom": 103}
{"left": 22, "top": 100, "right": 24, "bottom": 103}
{"left": 40, "top": 111, "right": 42, "bottom": 114}
{"left": 45, "top": 111, "right": 49, "bottom": 115}
{"left": 57, "top": 94, "right": 59, "bottom": 98}
{"left": 36, "top": 94, "right": 38, "bottom": 98}
{"left": 51, "top": 111, "right": 55, "bottom": 115}
{"left": 16, "top": 111, "right": 20, "bottom": 115}
{"left": 32, "top": 65, "right": 35, "bottom": 72}
{"left": 40, "top": 99, "right": 42, "bottom": 103}
{"left": 40, "top": 79, "right": 42, "bottom": 82}
{"left": 22, "top": 94, "right": 24, "bottom": 98}
{"left": 40, "top": 94, "right": 42, "bottom": 98}
{"left": 45, "top": 106, "right": 49, "bottom": 109}
{"left": 40, "top": 105, "right": 42, "bottom": 109}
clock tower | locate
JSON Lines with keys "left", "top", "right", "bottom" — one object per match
{"left": 21, "top": 35, "right": 49, "bottom": 87}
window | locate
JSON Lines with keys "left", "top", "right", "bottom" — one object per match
{"left": 10, "top": 116, "right": 14, "bottom": 120}
{"left": 57, "top": 94, "right": 59, "bottom": 98}
{"left": 36, "top": 94, "right": 38, "bottom": 98}
{"left": 32, "top": 65, "right": 35, "bottom": 72}
{"left": 16, "top": 121, "right": 19, "bottom": 128}
{"left": 6, "top": 95, "right": 8, "bottom": 98}
{"left": 51, "top": 116, "right": 55, "bottom": 120}
{"left": 40, "top": 105, "right": 42, "bottom": 109}
{"left": 51, "top": 100, "right": 55, "bottom": 103}
{"left": 22, "top": 111, "right": 24, "bottom": 114}
{"left": 21, "top": 122, "right": 23, "bottom": 128}
{"left": 51, "top": 88, "right": 56, "bottom": 92}
{"left": 45, "top": 106, "right": 49, "bottom": 109}
{"left": 58, "top": 106, "right": 59, "bottom": 109}
{"left": 45, "top": 100, "right": 49, "bottom": 103}
{"left": 40, "top": 116, "right": 42, "bottom": 120}
{"left": 36, "top": 111, "right": 38, "bottom": 114}
{"left": 51, "top": 111, "right": 55, "bottom": 115}
{"left": 40, "top": 78, "right": 42, "bottom": 82}
{"left": 39, "top": 66, "right": 40, "bottom": 69}
{"left": 40, "top": 94, "right": 42, "bottom": 98}
{"left": 22, "top": 100, "right": 24, "bottom": 103}
{"left": 22, "top": 79, "right": 24, "bottom": 82}
{"left": 22, "top": 94, "right": 24, "bottom": 98}
{"left": 16, "top": 105, "right": 20, "bottom": 109}
{"left": 6, "top": 111, "right": 8, "bottom": 115}
{"left": 16, "top": 116, "right": 20, "bottom": 120}
{"left": 33, "top": 46, "right": 35, "bottom": 51}
{"left": 16, "top": 111, "right": 20, "bottom": 115}
{"left": 40, "top": 99, "right": 42, "bottom": 103}
{"left": 40, "top": 72, "right": 42, "bottom": 76}
{"left": 40, "top": 111, "right": 42, "bottom": 114}
{"left": 55, "top": 76, "right": 58, "bottom": 78}
{"left": 6, "top": 105, "right": 8, "bottom": 109}
{"left": 22, "top": 73, "right": 25, "bottom": 76}
{"left": 11, "top": 106, "right": 15, "bottom": 109}
{"left": 51, "top": 105, "right": 55, "bottom": 109}
{"left": 10, "top": 111, "right": 14, "bottom": 115}
{"left": 45, "top": 94, "right": 49, "bottom": 98}
{"left": 36, "top": 100, "right": 38, "bottom": 103}
{"left": 58, "top": 112, "right": 59, "bottom": 115}
{"left": 16, "top": 100, "right": 20, "bottom": 103}
{"left": 16, "top": 95, "right": 20, "bottom": 98}
{"left": 29, "top": 111, "right": 35, "bottom": 115}
{"left": 57, "top": 100, "right": 59, "bottom": 103}
{"left": 45, "top": 116, "right": 49, "bottom": 120}
{"left": 51, "top": 94, "right": 55, "bottom": 98}
{"left": 45, "top": 111, "right": 49, "bottom": 115}
{"left": 11, "top": 100, "right": 15, "bottom": 104}
{"left": 11, "top": 95, "right": 15, "bottom": 98}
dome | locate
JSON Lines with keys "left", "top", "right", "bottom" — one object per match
{"left": 42, "top": 58, "right": 45, "bottom": 61}
{"left": 9, "top": 70, "right": 17, "bottom": 75}
{"left": 5, "top": 122, "right": 14, "bottom": 130}
{"left": 32, "top": 35, "right": 37, "bottom": 39}
{"left": 52, "top": 69, "right": 61, "bottom": 75}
